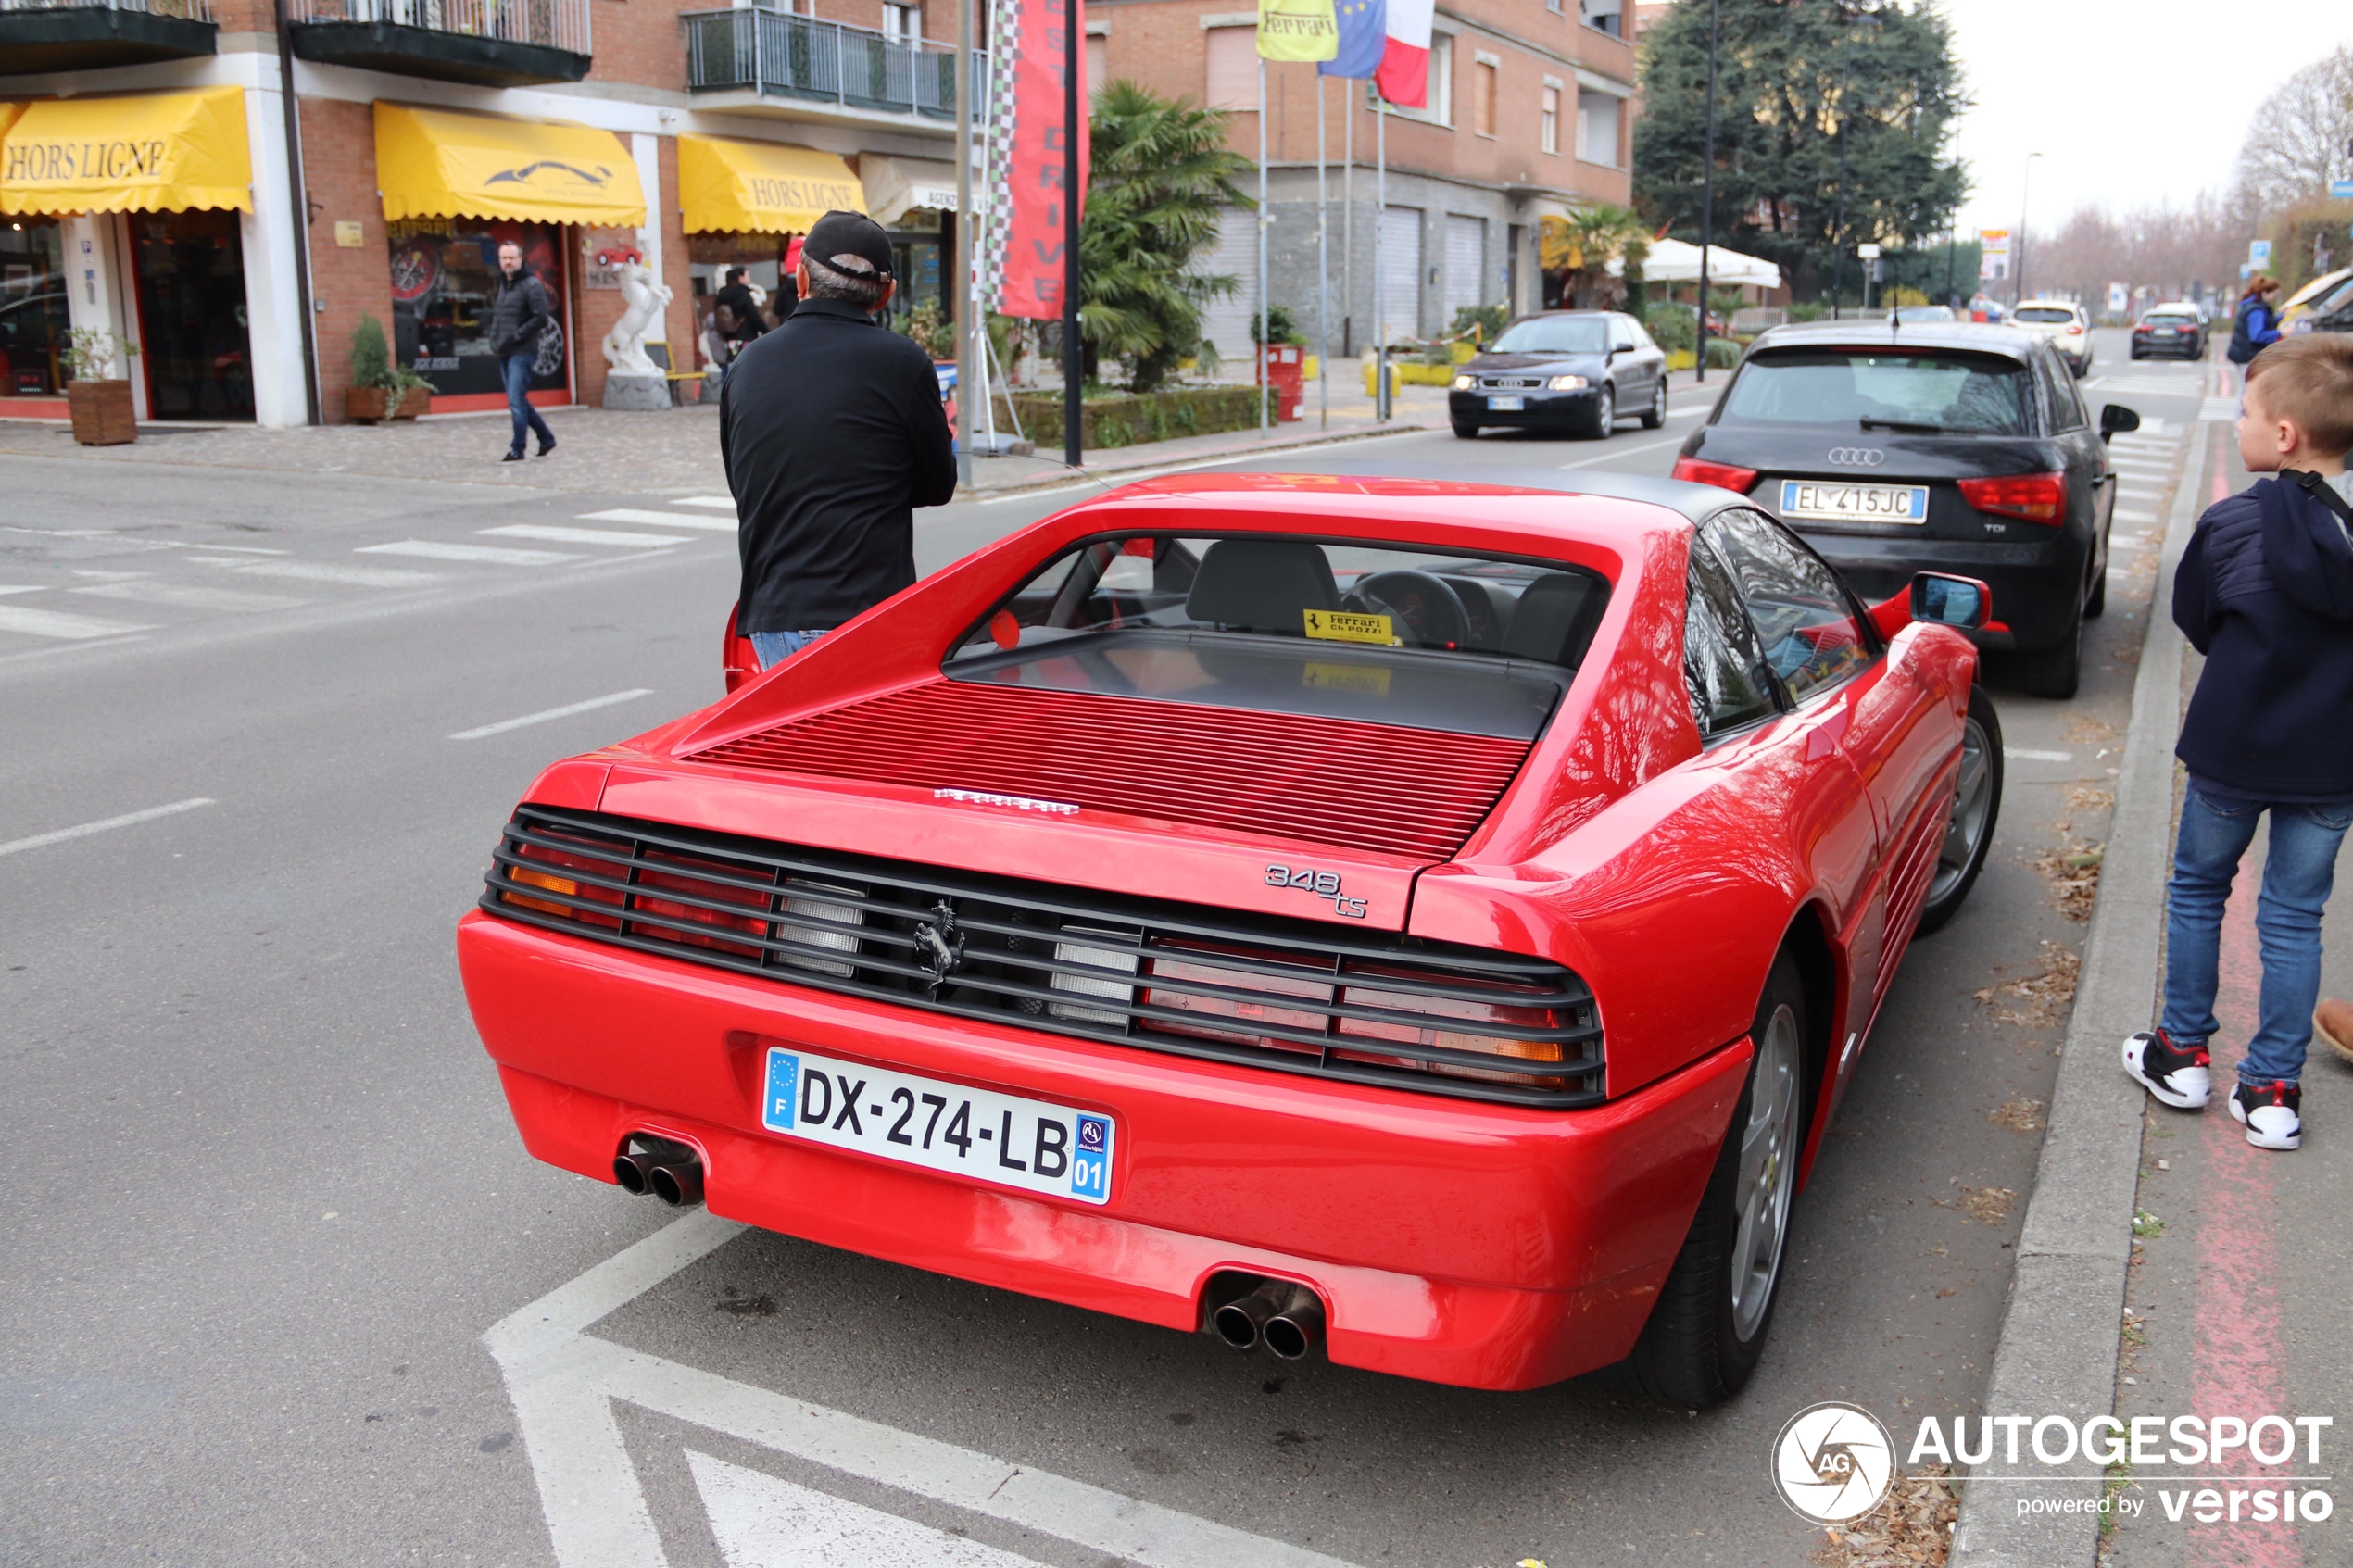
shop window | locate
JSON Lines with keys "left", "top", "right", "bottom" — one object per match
{"left": 0, "top": 218, "right": 70, "bottom": 398}
{"left": 388, "top": 220, "right": 569, "bottom": 402}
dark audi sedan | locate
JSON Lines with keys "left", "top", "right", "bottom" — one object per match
{"left": 1450, "top": 310, "right": 1669, "bottom": 440}
{"left": 1670, "top": 320, "right": 2137, "bottom": 698}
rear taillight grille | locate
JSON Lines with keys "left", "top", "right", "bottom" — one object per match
{"left": 484, "top": 806, "right": 1604, "bottom": 1108}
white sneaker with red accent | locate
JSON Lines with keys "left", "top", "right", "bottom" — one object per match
{"left": 2122, "top": 1030, "right": 2212, "bottom": 1110}
{"left": 2231, "top": 1081, "right": 2302, "bottom": 1151}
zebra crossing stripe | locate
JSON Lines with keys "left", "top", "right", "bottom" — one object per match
{"left": 575, "top": 508, "right": 738, "bottom": 533}
{"left": 672, "top": 496, "right": 737, "bottom": 510}
{"left": 0, "top": 604, "right": 154, "bottom": 640}
{"left": 480, "top": 523, "right": 691, "bottom": 548}
{"left": 71, "top": 581, "right": 307, "bottom": 613}
{"left": 359, "top": 540, "right": 581, "bottom": 566}
{"left": 189, "top": 558, "right": 443, "bottom": 589}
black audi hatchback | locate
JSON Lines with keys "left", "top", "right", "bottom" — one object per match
{"left": 1670, "top": 320, "right": 2139, "bottom": 697}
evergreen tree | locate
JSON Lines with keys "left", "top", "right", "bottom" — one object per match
{"left": 1633, "top": 0, "right": 1969, "bottom": 303}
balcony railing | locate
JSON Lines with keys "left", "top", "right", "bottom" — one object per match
{"left": 683, "top": 8, "right": 981, "bottom": 121}
{"left": 0, "top": 0, "right": 212, "bottom": 19}
{"left": 288, "top": 0, "right": 587, "bottom": 57}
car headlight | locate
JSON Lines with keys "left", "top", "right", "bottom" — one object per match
{"left": 1546, "top": 374, "right": 1588, "bottom": 391}
{"left": 1452, "top": 374, "right": 1474, "bottom": 391}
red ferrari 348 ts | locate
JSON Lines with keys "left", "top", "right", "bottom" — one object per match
{"left": 456, "top": 468, "right": 2002, "bottom": 1407}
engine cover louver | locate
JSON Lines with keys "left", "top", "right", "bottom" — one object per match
{"left": 684, "top": 680, "right": 1532, "bottom": 861}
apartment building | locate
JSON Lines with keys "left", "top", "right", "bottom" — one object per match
{"left": 0, "top": 0, "right": 976, "bottom": 425}
{"left": 1088, "top": 0, "right": 1637, "bottom": 365}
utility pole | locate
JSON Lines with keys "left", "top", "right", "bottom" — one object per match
{"left": 2014, "top": 152, "right": 2041, "bottom": 307}
{"left": 1829, "top": 114, "right": 1848, "bottom": 317}
{"left": 1695, "top": 0, "right": 1718, "bottom": 383}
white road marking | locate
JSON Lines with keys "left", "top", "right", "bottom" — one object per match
{"left": 0, "top": 604, "right": 157, "bottom": 639}
{"left": 1559, "top": 433, "right": 1688, "bottom": 470}
{"left": 689, "top": 1450, "right": 1045, "bottom": 1568}
{"left": 673, "top": 495, "right": 738, "bottom": 510}
{"left": 482, "top": 1210, "right": 1365, "bottom": 1568}
{"left": 70, "top": 581, "right": 307, "bottom": 613}
{"left": 448, "top": 688, "right": 654, "bottom": 740}
{"left": 359, "top": 539, "right": 582, "bottom": 566}
{"left": 1667, "top": 406, "right": 1707, "bottom": 420}
{"left": 972, "top": 425, "right": 1431, "bottom": 505}
{"left": 482, "top": 523, "right": 691, "bottom": 548}
{"left": 0, "top": 797, "right": 215, "bottom": 859}
{"left": 166, "top": 542, "right": 290, "bottom": 555}
{"left": 2005, "top": 747, "right": 2074, "bottom": 763}
{"left": 576, "top": 508, "right": 739, "bottom": 533}
{"left": 2115, "top": 509, "right": 2159, "bottom": 523}
{"left": 0, "top": 585, "right": 44, "bottom": 596}
{"left": 2197, "top": 397, "right": 2239, "bottom": 421}
{"left": 190, "top": 558, "right": 442, "bottom": 588}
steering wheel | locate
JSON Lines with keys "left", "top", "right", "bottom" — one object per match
{"left": 1345, "top": 570, "right": 1472, "bottom": 648}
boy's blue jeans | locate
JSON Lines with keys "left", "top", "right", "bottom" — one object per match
{"left": 2161, "top": 783, "right": 2353, "bottom": 1086}
{"left": 749, "top": 629, "right": 827, "bottom": 669}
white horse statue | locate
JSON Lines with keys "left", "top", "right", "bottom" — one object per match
{"left": 602, "top": 259, "right": 674, "bottom": 378}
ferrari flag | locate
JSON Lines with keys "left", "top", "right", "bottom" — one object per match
{"left": 980, "top": 0, "right": 1088, "bottom": 320}
{"left": 1320, "top": 0, "right": 1386, "bottom": 78}
{"left": 1375, "top": 0, "right": 1433, "bottom": 107}
{"left": 1257, "top": 0, "right": 1338, "bottom": 61}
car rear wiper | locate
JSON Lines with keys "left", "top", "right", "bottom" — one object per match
{"left": 1858, "top": 417, "right": 1951, "bottom": 434}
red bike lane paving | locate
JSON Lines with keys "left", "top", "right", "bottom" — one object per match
{"left": 2107, "top": 417, "right": 2351, "bottom": 1568}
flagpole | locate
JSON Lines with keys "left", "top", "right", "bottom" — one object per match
{"left": 1342, "top": 94, "right": 1353, "bottom": 360}
{"left": 953, "top": 0, "right": 974, "bottom": 485}
{"left": 1063, "top": 0, "right": 1081, "bottom": 470}
{"left": 1258, "top": 55, "right": 1269, "bottom": 436}
{"left": 1375, "top": 94, "right": 1388, "bottom": 421}
{"left": 1316, "top": 72, "right": 1327, "bottom": 430}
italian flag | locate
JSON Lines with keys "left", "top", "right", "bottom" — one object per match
{"left": 1376, "top": 0, "right": 1433, "bottom": 107}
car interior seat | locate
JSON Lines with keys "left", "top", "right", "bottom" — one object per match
{"left": 1501, "top": 572, "right": 1605, "bottom": 667}
{"left": 1185, "top": 539, "right": 1340, "bottom": 633}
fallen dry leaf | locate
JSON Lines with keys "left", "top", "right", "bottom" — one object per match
{"left": 2065, "top": 784, "right": 2116, "bottom": 817}
{"left": 2031, "top": 841, "right": 2104, "bottom": 921}
{"left": 1989, "top": 1097, "right": 2046, "bottom": 1133}
{"left": 1972, "top": 941, "right": 2082, "bottom": 1027}
{"left": 1812, "top": 1463, "right": 1959, "bottom": 1568}
{"left": 1948, "top": 1185, "right": 2019, "bottom": 1224}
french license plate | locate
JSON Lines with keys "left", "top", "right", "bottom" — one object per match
{"left": 1487, "top": 395, "right": 1525, "bottom": 411}
{"left": 1780, "top": 480, "right": 1931, "bottom": 524}
{"left": 761, "top": 1047, "right": 1114, "bottom": 1205}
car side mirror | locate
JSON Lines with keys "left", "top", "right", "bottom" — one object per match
{"left": 1910, "top": 571, "right": 1990, "bottom": 631}
{"left": 1606, "top": 345, "right": 1624, "bottom": 358}
{"left": 2099, "top": 404, "right": 2141, "bottom": 442}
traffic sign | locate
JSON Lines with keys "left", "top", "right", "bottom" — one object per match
{"left": 1856, "top": 243, "right": 1882, "bottom": 259}
{"left": 2249, "top": 239, "right": 2272, "bottom": 267}
{"left": 2333, "top": 180, "right": 2353, "bottom": 199}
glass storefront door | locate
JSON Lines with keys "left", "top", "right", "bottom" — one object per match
{"left": 387, "top": 219, "right": 569, "bottom": 402}
{"left": 0, "top": 218, "right": 70, "bottom": 399}
{"left": 132, "top": 208, "right": 254, "bottom": 420}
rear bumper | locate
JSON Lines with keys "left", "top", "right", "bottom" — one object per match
{"left": 458, "top": 909, "right": 1751, "bottom": 1390}
{"left": 1804, "top": 528, "right": 2090, "bottom": 649}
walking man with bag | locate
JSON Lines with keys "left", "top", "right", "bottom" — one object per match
{"left": 490, "top": 241, "right": 558, "bottom": 462}
{"left": 722, "top": 210, "right": 956, "bottom": 671}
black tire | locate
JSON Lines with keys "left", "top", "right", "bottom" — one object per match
{"left": 1915, "top": 682, "right": 2004, "bottom": 935}
{"left": 1623, "top": 949, "right": 1810, "bottom": 1409}
{"left": 1451, "top": 420, "right": 1479, "bottom": 439}
{"left": 2129, "top": 348, "right": 2143, "bottom": 360}
{"left": 1586, "top": 384, "right": 1615, "bottom": 440}
{"left": 1639, "top": 380, "right": 1667, "bottom": 430}
{"left": 2019, "top": 603, "right": 2084, "bottom": 699}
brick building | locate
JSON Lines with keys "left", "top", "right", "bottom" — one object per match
{"left": 0, "top": 0, "right": 974, "bottom": 426}
{"left": 1087, "top": 0, "right": 1636, "bottom": 367}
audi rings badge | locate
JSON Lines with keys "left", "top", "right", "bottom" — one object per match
{"left": 1825, "top": 448, "right": 1886, "bottom": 467}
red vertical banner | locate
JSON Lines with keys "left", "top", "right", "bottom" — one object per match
{"left": 995, "top": 0, "right": 1088, "bottom": 320}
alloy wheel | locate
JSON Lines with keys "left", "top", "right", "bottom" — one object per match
{"left": 1730, "top": 1002, "right": 1802, "bottom": 1342}
{"left": 1930, "top": 713, "right": 1994, "bottom": 905}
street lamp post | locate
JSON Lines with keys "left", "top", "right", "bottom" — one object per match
{"left": 2014, "top": 152, "right": 2042, "bottom": 307}
{"left": 1695, "top": 0, "right": 1718, "bottom": 383}
{"left": 1824, "top": 6, "right": 1881, "bottom": 320}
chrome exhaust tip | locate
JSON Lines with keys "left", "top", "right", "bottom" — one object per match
{"left": 648, "top": 1160, "right": 704, "bottom": 1207}
{"left": 613, "top": 1151, "right": 659, "bottom": 1195}
{"left": 1213, "top": 1279, "right": 1291, "bottom": 1350}
{"left": 1264, "top": 1286, "right": 1326, "bottom": 1361}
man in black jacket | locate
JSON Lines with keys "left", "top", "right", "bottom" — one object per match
{"left": 489, "top": 240, "right": 557, "bottom": 462}
{"left": 2123, "top": 335, "right": 2353, "bottom": 1150}
{"left": 722, "top": 210, "right": 956, "bottom": 669}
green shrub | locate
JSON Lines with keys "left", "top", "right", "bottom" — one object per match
{"left": 1787, "top": 302, "right": 1828, "bottom": 323}
{"left": 1448, "top": 303, "right": 1510, "bottom": 345}
{"left": 1704, "top": 336, "right": 1743, "bottom": 369}
{"left": 1250, "top": 304, "right": 1309, "bottom": 346}
{"left": 1647, "top": 305, "right": 1696, "bottom": 355}
{"left": 349, "top": 313, "right": 431, "bottom": 391}
{"left": 1003, "top": 385, "right": 1260, "bottom": 449}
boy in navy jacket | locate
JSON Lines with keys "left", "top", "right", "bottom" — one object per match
{"left": 2124, "top": 334, "right": 2353, "bottom": 1149}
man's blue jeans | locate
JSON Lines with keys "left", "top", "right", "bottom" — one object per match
{"left": 2161, "top": 783, "right": 2353, "bottom": 1086}
{"left": 502, "top": 352, "right": 555, "bottom": 457}
{"left": 750, "top": 629, "right": 826, "bottom": 669}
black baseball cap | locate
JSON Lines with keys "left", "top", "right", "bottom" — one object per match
{"left": 803, "top": 209, "right": 895, "bottom": 279}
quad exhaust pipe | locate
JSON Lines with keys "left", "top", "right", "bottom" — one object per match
{"left": 614, "top": 1137, "right": 704, "bottom": 1207}
{"left": 1212, "top": 1277, "right": 1325, "bottom": 1360}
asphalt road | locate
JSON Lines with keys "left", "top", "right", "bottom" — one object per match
{"left": 0, "top": 329, "right": 2213, "bottom": 1565}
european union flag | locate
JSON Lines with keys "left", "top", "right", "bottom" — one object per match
{"left": 1321, "top": 0, "right": 1385, "bottom": 78}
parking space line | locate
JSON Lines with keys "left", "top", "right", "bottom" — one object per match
{"left": 576, "top": 508, "right": 739, "bottom": 533}
{"left": 481, "top": 524, "right": 691, "bottom": 548}
{"left": 448, "top": 688, "right": 654, "bottom": 741}
{"left": 690, "top": 1450, "right": 1044, "bottom": 1567}
{"left": 0, "top": 797, "right": 215, "bottom": 859}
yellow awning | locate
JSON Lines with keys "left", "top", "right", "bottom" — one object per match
{"left": 678, "top": 135, "right": 861, "bottom": 235}
{"left": 861, "top": 155, "right": 963, "bottom": 227}
{"left": 0, "top": 87, "right": 250, "bottom": 217}
{"left": 0, "top": 105, "right": 25, "bottom": 144}
{"left": 373, "top": 102, "right": 643, "bottom": 227}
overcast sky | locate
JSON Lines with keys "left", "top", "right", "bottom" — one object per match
{"left": 1938, "top": 0, "right": 2349, "bottom": 235}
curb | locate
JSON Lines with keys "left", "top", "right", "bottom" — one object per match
{"left": 955, "top": 420, "right": 1436, "bottom": 500}
{"left": 1947, "top": 420, "right": 2210, "bottom": 1565}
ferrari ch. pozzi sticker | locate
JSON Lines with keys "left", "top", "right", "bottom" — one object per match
{"left": 1302, "top": 608, "right": 1399, "bottom": 646}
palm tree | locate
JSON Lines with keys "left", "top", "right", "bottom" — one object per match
{"left": 1559, "top": 203, "right": 1650, "bottom": 308}
{"left": 1079, "top": 82, "right": 1255, "bottom": 393}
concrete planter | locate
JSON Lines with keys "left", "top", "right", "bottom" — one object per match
{"left": 67, "top": 379, "right": 136, "bottom": 445}
{"left": 346, "top": 384, "right": 429, "bottom": 423}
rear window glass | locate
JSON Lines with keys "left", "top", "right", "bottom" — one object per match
{"left": 1489, "top": 317, "right": 1608, "bottom": 354}
{"left": 1719, "top": 349, "right": 2033, "bottom": 434}
{"left": 2013, "top": 307, "right": 2075, "bottom": 324}
{"left": 944, "top": 534, "right": 1612, "bottom": 740}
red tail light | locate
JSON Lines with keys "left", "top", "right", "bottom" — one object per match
{"left": 1671, "top": 458, "right": 1759, "bottom": 494}
{"left": 629, "top": 849, "right": 774, "bottom": 959}
{"left": 2064, "top": 323, "right": 2084, "bottom": 334}
{"left": 1957, "top": 472, "right": 2069, "bottom": 524}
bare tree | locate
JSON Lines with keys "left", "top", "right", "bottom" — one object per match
{"left": 2233, "top": 47, "right": 2353, "bottom": 212}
